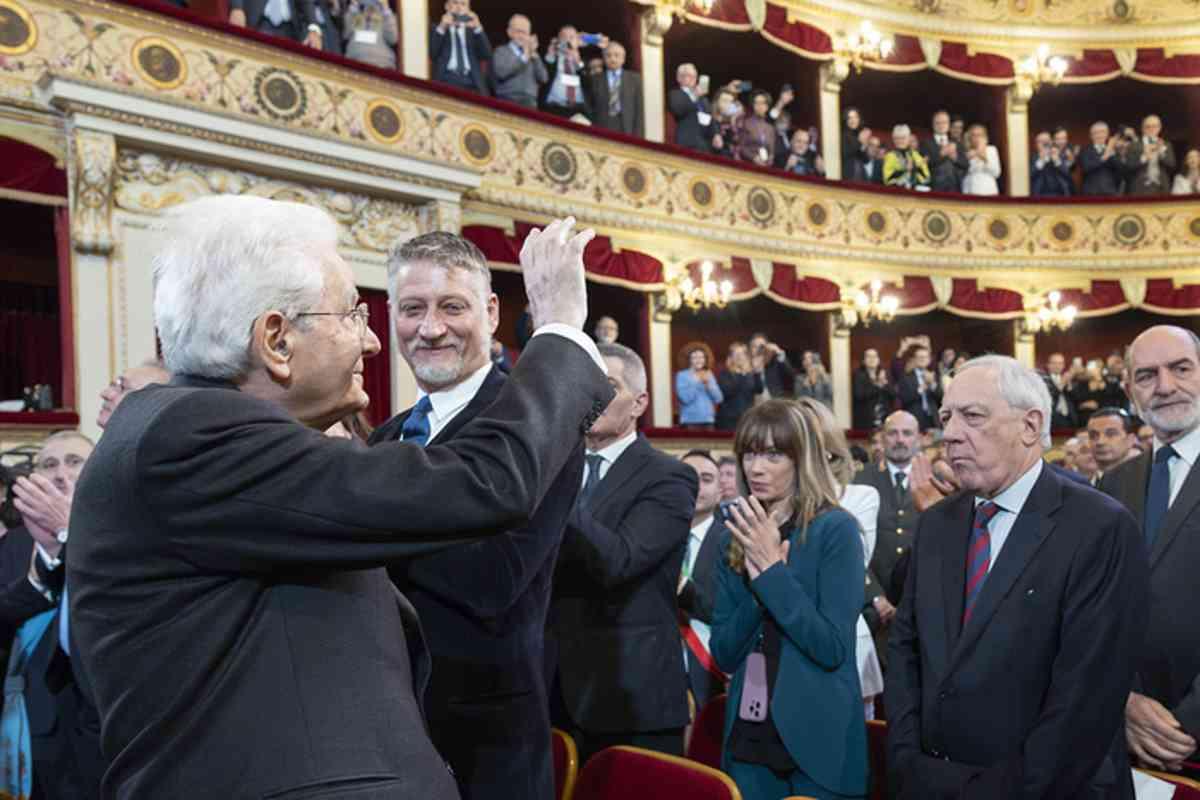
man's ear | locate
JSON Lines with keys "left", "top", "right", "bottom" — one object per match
{"left": 254, "top": 311, "right": 296, "bottom": 382}
{"left": 631, "top": 391, "right": 650, "bottom": 420}
{"left": 1023, "top": 408, "right": 1045, "bottom": 447}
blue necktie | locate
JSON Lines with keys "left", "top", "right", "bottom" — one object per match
{"left": 1144, "top": 445, "right": 1177, "bottom": 551}
{"left": 58, "top": 583, "right": 69, "bottom": 655}
{"left": 580, "top": 453, "right": 605, "bottom": 506}
{"left": 401, "top": 396, "right": 433, "bottom": 448}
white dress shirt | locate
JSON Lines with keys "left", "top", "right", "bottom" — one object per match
{"left": 840, "top": 484, "right": 884, "bottom": 699}
{"left": 1154, "top": 423, "right": 1200, "bottom": 508}
{"left": 682, "top": 515, "right": 716, "bottom": 658}
{"left": 415, "top": 361, "right": 492, "bottom": 442}
{"left": 581, "top": 429, "right": 638, "bottom": 488}
{"left": 973, "top": 459, "right": 1044, "bottom": 572}
{"left": 886, "top": 460, "right": 912, "bottom": 491}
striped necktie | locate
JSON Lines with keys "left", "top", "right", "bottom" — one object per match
{"left": 401, "top": 396, "right": 433, "bottom": 447}
{"left": 963, "top": 501, "right": 1000, "bottom": 625}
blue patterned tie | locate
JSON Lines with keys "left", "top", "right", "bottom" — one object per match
{"left": 580, "top": 454, "right": 605, "bottom": 506}
{"left": 963, "top": 501, "right": 1000, "bottom": 625}
{"left": 1144, "top": 444, "right": 1177, "bottom": 551}
{"left": 401, "top": 396, "right": 433, "bottom": 448}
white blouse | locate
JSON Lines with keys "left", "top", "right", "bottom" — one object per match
{"left": 963, "top": 144, "right": 1002, "bottom": 196}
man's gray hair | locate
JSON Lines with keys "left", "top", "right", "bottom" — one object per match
{"left": 955, "top": 355, "right": 1052, "bottom": 448}
{"left": 386, "top": 231, "right": 492, "bottom": 307}
{"left": 599, "top": 342, "right": 647, "bottom": 395}
{"left": 40, "top": 430, "right": 96, "bottom": 454}
{"left": 153, "top": 195, "right": 335, "bottom": 381}
{"left": 893, "top": 124, "right": 911, "bottom": 138}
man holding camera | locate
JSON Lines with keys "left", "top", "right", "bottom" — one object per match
{"left": 1125, "top": 114, "right": 1176, "bottom": 196}
{"left": 430, "top": 0, "right": 491, "bottom": 95}
{"left": 543, "top": 26, "right": 604, "bottom": 120}
{"left": 1031, "top": 131, "right": 1075, "bottom": 197}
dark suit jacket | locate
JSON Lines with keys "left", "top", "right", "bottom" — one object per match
{"left": 67, "top": 334, "right": 612, "bottom": 800}
{"left": 678, "top": 517, "right": 726, "bottom": 708}
{"left": 898, "top": 369, "right": 942, "bottom": 430}
{"left": 852, "top": 366, "right": 893, "bottom": 431}
{"left": 1124, "top": 139, "right": 1177, "bottom": 195}
{"left": 589, "top": 70, "right": 643, "bottom": 138}
{"left": 861, "top": 157, "right": 884, "bottom": 184}
{"left": 1043, "top": 373, "right": 1079, "bottom": 430}
{"left": 548, "top": 435, "right": 698, "bottom": 734}
{"left": 1080, "top": 145, "right": 1124, "bottom": 196}
{"left": 715, "top": 370, "right": 762, "bottom": 431}
{"left": 887, "top": 466, "right": 1147, "bottom": 800}
{"left": 852, "top": 462, "right": 919, "bottom": 631}
{"left": 668, "top": 89, "right": 715, "bottom": 153}
{"left": 919, "top": 137, "right": 968, "bottom": 193}
{"left": 229, "top": 0, "right": 315, "bottom": 33}
{"left": 1101, "top": 449, "right": 1200, "bottom": 739}
{"left": 759, "top": 355, "right": 796, "bottom": 399}
{"left": 1031, "top": 156, "right": 1074, "bottom": 197}
{"left": 429, "top": 23, "right": 492, "bottom": 94}
{"left": 372, "top": 366, "right": 582, "bottom": 800}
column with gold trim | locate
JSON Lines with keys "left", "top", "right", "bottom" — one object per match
{"left": 1005, "top": 81, "right": 1033, "bottom": 197}
{"left": 640, "top": 7, "right": 672, "bottom": 145}
{"left": 818, "top": 59, "right": 849, "bottom": 180}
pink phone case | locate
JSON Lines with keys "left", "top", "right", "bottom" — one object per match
{"left": 738, "top": 652, "right": 769, "bottom": 722}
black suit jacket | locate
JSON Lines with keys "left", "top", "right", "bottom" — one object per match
{"left": 759, "top": 355, "right": 796, "bottom": 399}
{"left": 898, "top": 369, "right": 942, "bottom": 430}
{"left": 668, "top": 89, "right": 715, "bottom": 153}
{"left": 67, "top": 335, "right": 612, "bottom": 800}
{"left": 429, "top": 23, "right": 492, "bottom": 93}
{"left": 853, "top": 462, "right": 919, "bottom": 631}
{"left": 919, "top": 137, "right": 968, "bottom": 193}
{"left": 372, "top": 367, "right": 582, "bottom": 800}
{"left": 1101, "top": 449, "right": 1200, "bottom": 739}
{"left": 589, "top": 70, "right": 643, "bottom": 138}
{"left": 678, "top": 517, "right": 725, "bottom": 708}
{"left": 887, "top": 466, "right": 1147, "bottom": 800}
{"left": 1043, "top": 373, "right": 1079, "bottom": 429}
{"left": 548, "top": 435, "right": 698, "bottom": 734}
{"left": 1080, "top": 145, "right": 1124, "bottom": 196}
{"left": 229, "top": 0, "right": 315, "bottom": 33}
{"left": 852, "top": 367, "right": 893, "bottom": 431}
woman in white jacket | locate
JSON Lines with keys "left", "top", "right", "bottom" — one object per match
{"left": 962, "top": 123, "right": 1002, "bottom": 196}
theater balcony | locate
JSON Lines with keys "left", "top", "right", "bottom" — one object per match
{"left": 3, "top": 0, "right": 1200, "bottom": 446}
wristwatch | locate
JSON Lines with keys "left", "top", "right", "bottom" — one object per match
{"left": 56, "top": 527, "right": 69, "bottom": 544}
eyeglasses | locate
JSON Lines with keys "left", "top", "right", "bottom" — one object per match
{"left": 295, "top": 303, "right": 371, "bottom": 336}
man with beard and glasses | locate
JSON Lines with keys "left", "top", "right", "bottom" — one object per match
{"left": 1100, "top": 326, "right": 1200, "bottom": 778}
{"left": 368, "top": 232, "right": 584, "bottom": 800}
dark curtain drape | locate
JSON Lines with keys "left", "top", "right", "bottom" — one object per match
{"left": 0, "top": 141, "right": 68, "bottom": 196}
{"left": 0, "top": 282, "right": 61, "bottom": 404}
{"left": 360, "top": 288, "right": 392, "bottom": 428}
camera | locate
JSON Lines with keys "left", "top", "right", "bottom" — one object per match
{"left": 579, "top": 32, "right": 603, "bottom": 46}
{"left": 0, "top": 456, "right": 35, "bottom": 530}
{"left": 452, "top": 12, "right": 471, "bottom": 22}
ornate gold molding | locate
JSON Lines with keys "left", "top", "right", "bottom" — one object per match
{"left": 70, "top": 128, "right": 116, "bottom": 254}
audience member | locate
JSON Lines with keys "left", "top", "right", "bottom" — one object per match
{"left": 678, "top": 450, "right": 728, "bottom": 710}
{"left": 1031, "top": 130, "right": 1074, "bottom": 196}
{"left": 852, "top": 348, "right": 893, "bottom": 431}
{"left": 342, "top": 0, "right": 397, "bottom": 69}
{"left": 588, "top": 42, "right": 643, "bottom": 137}
{"left": 888, "top": 355, "right": 1147, "bottom": 798}
{"left": 68, "top": 200, "right": 612, "bottom": 799}
{"left": 749, "top": 332, "right": 795, "bottom": 400}
{"left": 1075, "top": 438, "right": 1100, "bottom": 483}
{"left": 1172, "top": 148, "right": 1200, "bottom": 195}
{"left": 1080, "top": 121, "right": 1123, "bottom": 196}
{"left": 1042, "top": 352, "right": 1079, "bottom": 429}
{"left": 229, "top": 0, "right": 322, "bottom": 47}
{"left": 669, "top": 63, "right": 715, "bottom": 154}
{"left": 1061, "top": 435, "right": 1081, "bottom": 472}
{"left": 1125, "top": 114, "right": 1176, "bottom": 195}
{"left": 429, "top": 0, "right": 491, "bottom": 95}
{"left": 794, "top": 355, "right": 832, "bottom": 409}
{"left": 713, "top": 400, "right": 867, "bottom": 800}
{"left": 962, "top": 123, "right": 1001, "bottom": 195}
{"left": 1069, "top": 359, "right": 1113, "bottom": 424}
{"left": 490, "top": 338, "right": 512, "bottom": 373}
{"left": 491, "top": 14, "right": 547, "bottom": 109}
{"left": 542, "top": 26, "right": 593, "bottom": 120}
{"left": 549, "top": 343, "right": 697, "bottom": 763}
{"left": 716, "top": 342, "right": 763, "bottom": 432}
{"left": 883, "top": 125, "right": 930, "bottom": 190}
{"left": 1137, "top": 422, "right": 1155, "bottom": 452}
{"left": 862, "top": 135, "right": 884, "bottom": 184}
{"left": 841, "top": 107, "right": 869, "bottom": 182}
{"left": 312, "top": 0, "right": 341, "bottom": 56}
{"left": 586, "top": 57, "right": 603, "bottom": 77}
{"left": 96, "top": 359, "right": 169, "bottom": 429}
{"left": 1054, "top": 125, "right": 1079, "bottom": 181}
{"left": 1087, "top": 406, "right": 1138, "bottom": 487}
{"left": 771, "top": 110, "right": 793, "bottom": 170}
{"left": 784, "top": 129, "right": 824, "bottom": 177}
{"left": 1100, "top": 326, "right": 1200, "bottom": 778}
{"left": 676, "top": 345, "right": 723, "bottom": 427}
{"left": 918, "top": 110, "right": 967, "bottom": 193}
{"left": 373, "top": 232, "right": 583, "bottom": 800}
{"left": 949, "top": 114, "right": 966, "bottom": 145}
{"left": 718, "top": 456, "right": 740, "bottom": 501}
{"left": 593, "top": 315, "right": 618, "bottom": 344}
{"left": 735, "top": 91, "right": 775, "bottom": 167}
{"left": 710, "top": 87, "right": 740, "bottom": 158}
{"left": 897, "top": 343, "right": 941, "bottom": 430}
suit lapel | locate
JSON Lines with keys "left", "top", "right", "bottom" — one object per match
{"left": 949, "top": 468, "right": 1060, "bottom": 671}
{"left": 428, "top": 367, "right": 504, "bottom": 446}
{"left": 938, "top": 493, "right": 973, "bottom": 661}
{"left": 1126, "top": 450, "right": 1151, "bottom": 525}
{"left": 588, "top": 436, "right": 651, "bottom": 512}
{"left": 1151, "top": 456, "right": 1200, "bottom": 567}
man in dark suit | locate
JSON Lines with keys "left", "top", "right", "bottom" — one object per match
{"left": 748, "top": 332, "right": 795, "bottom": 399}
{"left": 1081, "top": 121, "right": 1124, "bottom": 196}
{"left": 430, "top": 0, "right": 492, "bottom": 95}
{"left": 588, "top": 42, "right": 643, "bottom": 138}
{"left": 677, "top": 450, "right": 726, "bottom": 710}
{"left": 861, "top": 135, "right": 885, "bottom": 184}
{"left": 920, "top": 110, "right": 968, "bottom": 193}
{"left": 668, "top": 63, "right": 715, "bottom": 153}
{"left": 1100, "top": 325, "right": 1200, "bottom": 776}
{"left": 854, "top": 410, "right": 922, "bottom": 644}
{"left": 229, "top": 0, "right": 321, "bottom": 46}
{"left": 1042, "top": 352, "right": 1078, "bottom": 430}
{"left": 548, "top": 343, "right": 698, "bottom": 764}
{"left": 1087, "top": 407, "right": 1138, "bottom": 486}
{"left": 67, "top": 198, "right": 614, "bottom": 800}
{"left": 898, "top": 344, "right": 942, "bottom": 430}
{"left": 370, "top": 232, "right": 581, "bottom": 800}
{"left": 888, "top": 355, "right": 1147, "bottom": 800}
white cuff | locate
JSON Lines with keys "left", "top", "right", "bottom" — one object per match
{"left": 36, "top": 542, "right": 62, "bottom": 570}
{"left": 532, "top": 325, "right": 608, "bottom": 374}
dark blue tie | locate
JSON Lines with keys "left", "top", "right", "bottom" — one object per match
{"left": 401, "top": 396, "right": 433, "bottom": 447}
{"left": 1144, "top": 444, "right": 1177, "bottom": 551}
{"left": 580, "top": 453, "right": 605, "bottom": 506}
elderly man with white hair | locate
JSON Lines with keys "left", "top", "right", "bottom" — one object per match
{"left": 668, "top": 62, "right": 716, "bottom": 153}
{"left": 887, "top": 355, "right": 1147, "bottom": 800}
{"left": 882, "top": 124, "right": 931, "bottom": 190}
{"left": 65, "top": 195, "right": 614, "bottom": 800}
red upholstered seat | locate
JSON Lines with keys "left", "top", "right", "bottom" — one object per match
{"left": 574, "top": 746, "right": 742, "bottom": 800}
{"left": 552, "top": 728, "right": 579, "bottom": 800}
{"left": 1139, "top": 769, "right": 1200, "bottom": 799}
{"left": 686, "top": 694, "right": 727, "bottom": 770}
{"left": 867, "top": 719, "right": 887, "bottom": 800}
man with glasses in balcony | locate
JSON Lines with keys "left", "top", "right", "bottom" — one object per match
{"left": 430, "top": 0, "right": 492, "bottom": 96}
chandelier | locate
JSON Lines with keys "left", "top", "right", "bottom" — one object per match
{"left": 661, "top": 261, "right": 734, "bottom": 313}
{"left": 836, "top": 21, "right": 895, "bottom": 73}
{"left": 1015, "top": 45, "right": 1069, "bottom": 92}
{"left": 1022, "top": 290, "right": 1077, "bottom": 333}
{"left": 839, "top": 280, "right": 900, "bottom": 328}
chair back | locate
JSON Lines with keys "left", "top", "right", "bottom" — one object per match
{"left": 686, "top": 693, "right": 727, "bottom": 769}
{"left": 867, "top": 718, "right": 887, "bottom": 800}
{"left": 574, "top": 746, "right": 742, "bottom": 800}
{"left": 552, "top": 728, "right": 579, "bottom": 800}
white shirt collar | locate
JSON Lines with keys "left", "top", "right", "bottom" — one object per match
{"left": 886, "top": 460, "right": 912, "bottom": 480}
{"left": 590, "top": 429, "right": 638, "bottom": 465}
{"left": 690, "top": 515, "right": 715, "bottom": 542}
{"left": 1155, "top": 424, "right": 1200, "bottom": 466}
{"left": 418, "top": 362, "right": 492, "bottom": 429}
{"left": 977, "top": 459, "right": 1043, "bottom": 515}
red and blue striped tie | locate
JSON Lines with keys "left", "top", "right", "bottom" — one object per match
{"left": 963, "top": 501, "right": 1000, "bottom": 626}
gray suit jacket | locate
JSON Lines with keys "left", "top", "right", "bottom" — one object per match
{"left": 589, "top": 70, "right": 644, "bottom": 138}
{"left": 852, "top": 462, "right": 920, "bottom": 631}
{"left": 491, "top": 42, "right": 548, "bottom": 108}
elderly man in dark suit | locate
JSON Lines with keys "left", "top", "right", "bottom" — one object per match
{"left": 1124, "top": 114, "right": 1176, "bottom": 196}
{"left": 588, "top": 42, "right": 643, "bottom": 138}
{"left": 1100, "top": 325, "right": 1200, "bottom": 777}
{"left": 491, "top": 14, "right": 547, "bottom": 108}
{"left": 888, "top": 355, "right": 1147, "bottom": 800}
{"left": 677, "top": 450, "right": 727, "bottom": 710}
{"left": 1080, "top": 121, "right": 1125, "bottom": 196}
{"left": 919, "top": 110, "right": 968, "bottom": 193}
{"left": 229, "top": 0, "right": 321, "bottom": 46}
{"left": 668, "top": 63, "right": 715, "bottom": 153}
{"left": 430, "top": 0, "right": 492, "bottom": 95}
{"left": 370, "top": 231, "right": 582, "bottom": 800}
{"left": 66, "top": 197, "right": 613, "bottom": 800}
{"left": 548, "top": 343, "right": 698, "bottom": 764}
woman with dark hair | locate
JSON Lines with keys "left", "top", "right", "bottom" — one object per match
{"left": 735, "top": 90, "right": 776, "bottom": 167}
{"left": 841, "top": 107, "right": 868, "bottom": 182}
{"left": 713, "top": 400, "right": 868, "bottom": 800}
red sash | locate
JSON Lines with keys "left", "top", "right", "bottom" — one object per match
{"left": 679, "top": 611, "right": 726, "bottom": 682}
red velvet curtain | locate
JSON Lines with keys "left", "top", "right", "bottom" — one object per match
{"left": 360, "top": 288, "right": 392, "bottom": 428}
{"left": 0, "top": 141, "right": 68, "bottom": 196}
{"left": 54, "top": 206, "right": 75, "bottom": 409}
{"left": 0, "top": 282, "right": 61, "bottom": 404}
